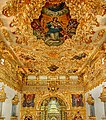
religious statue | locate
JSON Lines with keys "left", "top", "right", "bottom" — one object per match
{"left": 11, "top": 94, "right": 19, "bottom": 117}
{"left": 0, "top": 86, "right": 6, "bottom": 102}
{"left": 0, "top": 85, "right": 6, "bottom": 118}
{"left": 86, "top": 93, "right": 95, "bottom": 117}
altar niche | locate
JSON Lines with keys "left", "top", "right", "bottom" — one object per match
{"left": 40, "top": 97, "right": 67, "bottom": 120}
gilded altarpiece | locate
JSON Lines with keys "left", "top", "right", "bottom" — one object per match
{"left": 20, "top": 83, "right": 86, "bottom": 120}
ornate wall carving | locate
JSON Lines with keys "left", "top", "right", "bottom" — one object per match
{"left": 20, "top": 83, "right": 86, "bottom": 120}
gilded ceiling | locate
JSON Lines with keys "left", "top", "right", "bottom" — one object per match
{"left": 0, "top": 0, "right": 106, "bottom": 80}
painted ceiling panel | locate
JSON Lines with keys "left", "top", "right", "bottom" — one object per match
{"left": 0, "top": 0, "right": 106, "bottom": 80}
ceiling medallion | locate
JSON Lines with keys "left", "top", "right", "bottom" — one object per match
{"left": 31, "top": 2, "right": 79, "bottom": 46}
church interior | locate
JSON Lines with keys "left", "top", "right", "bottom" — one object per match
{"left": 0, "top": 0, "right": 106, "bottom": 120}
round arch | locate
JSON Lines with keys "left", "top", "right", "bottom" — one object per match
{"left": 37, "top": 94, "right": 70, "bottom": 110}
{"left": 38, "top": 95, "right": 68, "bottom": 120}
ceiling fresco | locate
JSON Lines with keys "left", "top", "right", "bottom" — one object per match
{"left": 0, "top": 0, "right": 106, "bottom": 78}
{"left": 31, "top": 2, "right": 79, "bottom": 46}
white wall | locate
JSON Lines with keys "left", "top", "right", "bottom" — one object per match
{"left": 85, "top": 82, "right": 106, "bottom": 120}
{"left": 0, "top": 82, "right": 21, "bottom": 120}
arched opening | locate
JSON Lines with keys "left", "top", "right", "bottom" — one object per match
{"left": 40, "top": 97, "right": 67, "bottom": 120}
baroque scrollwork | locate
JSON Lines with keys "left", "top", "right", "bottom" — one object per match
{"left": 0, "top": 1, "right": 106, "bottom": 119}
{"left": 1, "top": 0, "right": 105, "bottom": 77}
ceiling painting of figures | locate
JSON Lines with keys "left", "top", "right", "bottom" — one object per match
{"left": 31, "top": 2, "right": 79, "bottom": 46}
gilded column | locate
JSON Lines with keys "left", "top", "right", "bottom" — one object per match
{"left": 65, "top": 110, "right": 71, "bottom": 120}
{"left": 60, "top": 106, "right": 66, "bottom": 120}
